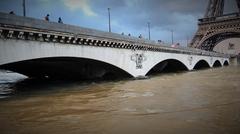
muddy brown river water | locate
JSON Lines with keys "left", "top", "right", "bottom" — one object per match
{"left": 0, "top": 65, "right": 240, "bottom": 134}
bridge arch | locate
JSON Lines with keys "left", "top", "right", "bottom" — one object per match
{"left": 223, "top": 60, "right": 229, "bottom": 66}
{"left": 0, "top": 57, "right": 134, "bottom": 79}
{"left": 146, "top": 59, "right": 188, "bottom": 76}
{"left": 212, "top": 60, "right": 222, "bottom": 67}
{"left": 193, "top": 60, "right": 210, "bottom": 70}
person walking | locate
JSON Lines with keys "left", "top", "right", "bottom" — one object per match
{"left": 58, "top": 17, "right": 63, "bottom": 23}
{"left": 45, "top": 14, "right": 50, "bottom": 21}
{"left": 9, "top": 11, "right": 15, "bottom": 15}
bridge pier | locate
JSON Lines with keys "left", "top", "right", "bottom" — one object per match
{"left": 230, "top": 56, "right": 240, "bottom": 65}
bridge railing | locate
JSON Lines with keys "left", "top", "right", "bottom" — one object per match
{"left": 0, "top": 12, "right": 228, "bottom": 58}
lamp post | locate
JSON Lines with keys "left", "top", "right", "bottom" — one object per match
{"left": 108, "top": 8, "right": 111, "bottom": 32}
{"left": 186, "top": 35, "right": 189, "bottom": 46}
{"left": 23, "top": 0, "right": 26, "bottom": 16}
{"left": 171, "top": 30, "right": 174, "bottom": 44}
{"left": 148, "top": 22, "right": 151, "bottom": 40}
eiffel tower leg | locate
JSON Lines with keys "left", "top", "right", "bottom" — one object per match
{"left": 205, "top": 0, "right": 212, "bottom": 17}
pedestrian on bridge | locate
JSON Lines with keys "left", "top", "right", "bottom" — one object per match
{"left": 9, "top": 11, "right": 15, "bottom": 15}
{"left": 45, "top": 14, "right": 50, "bottom": 21}
{"left": 58, "top": 17, "right": 63, "bottom": 23}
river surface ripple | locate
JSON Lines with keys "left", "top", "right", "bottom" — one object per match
{"left": 0, "top": 66, "right": 240, "bottom": 134}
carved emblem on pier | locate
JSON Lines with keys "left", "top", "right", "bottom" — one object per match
{"left": 131, "top": 53, "right": 146, "bottom": 69}
{"left": 188, "top": 56, "right": 193, "bottom": 65}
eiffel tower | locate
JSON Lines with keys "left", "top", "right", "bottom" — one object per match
{"left": 189, "top": 0, "right": 240, "bottom": 51}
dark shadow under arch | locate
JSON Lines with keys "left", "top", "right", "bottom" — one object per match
{"left": 146, "top": 59, "right": 188, "bottom": 76}
{"left": 223, "top": 61, "right": 229, "bottom": 66}
{"left": 193, "top": 60, "right": 210, "bottom": 70}
{"left": 213, "top": 60, "right": 222, "bottom": 67}
{"left": 0, "top": 57, "right": 133, "bottom": 80}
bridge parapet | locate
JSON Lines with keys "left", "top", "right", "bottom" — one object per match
{"left": 0, "top": 12, "right": 227, "bottom": 58}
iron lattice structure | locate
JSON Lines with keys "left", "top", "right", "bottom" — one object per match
{"left": 189, "top": 0, "right": 240, "bottom": 51}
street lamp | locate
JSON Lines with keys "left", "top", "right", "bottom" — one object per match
{"left": 186, "top": 35, "right": 189, "bottom": 46}
{"left": 171, "top": 30, "right": 174, "bottom": 44}
{"left": 108, "top": 8, "right": 111, "bottom": 32}
{"left": 23, "top": 0, "right": 26, "bottom": 16}
{"left": 148, "top": 22, "right": 151, "bottom": 40}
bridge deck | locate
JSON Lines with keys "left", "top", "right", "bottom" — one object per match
{"left": 0, "top": 12, "right": 227, "bottom": 58}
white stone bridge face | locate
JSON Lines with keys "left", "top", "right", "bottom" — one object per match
{"left": 0, "top": 13, "right": 229, "bottom": 79}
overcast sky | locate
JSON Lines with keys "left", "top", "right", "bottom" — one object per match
{"left": 0, "top": 0, "right": 238, "bottom": 46}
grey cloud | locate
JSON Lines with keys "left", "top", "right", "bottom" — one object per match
{"left": 93, "top": 0, "right": 208, "bottom": 29}
{"left": 91, "top": 0, "right": 238, "bottom": 43}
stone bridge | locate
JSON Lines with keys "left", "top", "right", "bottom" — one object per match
{"left": 0, "top": 13, "right": 229, "bottom": 79}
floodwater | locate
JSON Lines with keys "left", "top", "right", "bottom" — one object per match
{"left": 0, "top": 66, "right": 240, "bottom": 134}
